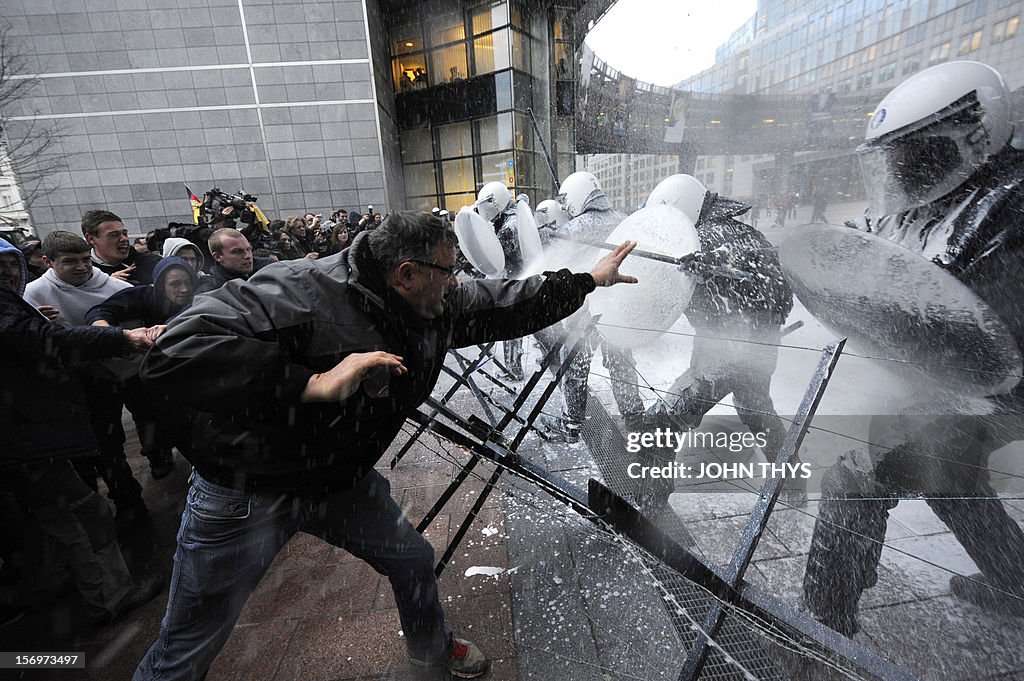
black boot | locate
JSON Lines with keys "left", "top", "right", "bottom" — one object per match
{"left": 802, "top": 462, "right": 894, "bottom": 636}
{"left": 949, "top": 573, "right": 1024, "bottom": 616}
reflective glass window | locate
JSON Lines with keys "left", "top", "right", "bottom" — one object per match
{"left": 513, "top": 112, "right": 535, "bottom": 151}
{"left": 438, "top": 121, "right": 472, "bottom": 158}
{"left": 495, "top": 70, "right": 513, "bottom": 110}
{"left": 474, "top": 29, "right": 511, "bottom": 74}
{"left": 472, "top": 2, "right": 509, "bottom": 35}
{"left": 431, "top": 13, "right": 466, "bottom": 46}
{"left": 553, "top": 43, "right": 572, "bottom": 79}
{"left": 511, "top": 30, "right": 531, "bottom": 72}
{"left": 444, "top": 192, "right": 476, "bottom": 212}
{"left": 514, "top": 150, "right": 537, "bottom": 188}
{"left": 400, "top": 128, "right": 433, "bottom": 163}
{"left": 394, "top": 54, "right": 429, "bottom": 92}
{"left": 441, "top": 158, "right": 475, "bottom": 195}
{"left": 392, "top": 25, "right": 423, "bottom": 55}
{"left": 959, "top": 29, "right": 983, "bottom": 53}
{"left": 431, "top": 44, "right": 468, "bottom": 83}
{"left": 404, "top": 163, "right": 437, "bottom": 197}
{"left": 479, "top": 151, "right": 515, "bottom": 186}
{"left": 477, "top": 113, "right": 514, "bottom": 153}
{"left": 407, "top": 195, "right": 436, "bottom": 212}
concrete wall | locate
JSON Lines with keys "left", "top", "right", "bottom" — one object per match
{"left": 2, "top": 0, "right": 391, "bottom": 236}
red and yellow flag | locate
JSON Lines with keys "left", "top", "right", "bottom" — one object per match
{"left": 186, "top": 185, "right": 202, "bottom": 224}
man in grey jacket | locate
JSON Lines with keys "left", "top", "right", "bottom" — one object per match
{"left": 134, "top": 211, "right": 636, "bottom": 680}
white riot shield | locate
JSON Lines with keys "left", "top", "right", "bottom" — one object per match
{"left": 588, "top": 204, "right": 701, "bottom": 348}
{"left": 454, "top": 207, "right": 504, "bottom": 277}
{"left": 777, "top": 223, "right": 1022, "bottom": 395}
{"left": 516, "top": 199, "right": 545, "bottom": 277}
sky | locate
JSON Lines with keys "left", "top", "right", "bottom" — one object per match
{"left": 585, "top": 0, "right": 759, "bottom": 86}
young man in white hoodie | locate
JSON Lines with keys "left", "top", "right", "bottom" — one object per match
{"left": 24, "top": 232, "right": 154, "bottom": 524}
{"left": 24, "top": 231, "right": 131, "bottom": 326}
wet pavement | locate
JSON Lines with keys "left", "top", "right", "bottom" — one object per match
{"left": 5, "top": 331, "right": 1024, "bottom": 680}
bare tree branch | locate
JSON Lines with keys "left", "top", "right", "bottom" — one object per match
{"left": 0, "top": 19, "right": 66, "bottom": 212}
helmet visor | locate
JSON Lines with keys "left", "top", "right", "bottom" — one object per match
{"left": 474, "top": 198, "right": 499, "bottom": 223}
{"left": 857, "top": 96, "right": 987, "bottom": 216}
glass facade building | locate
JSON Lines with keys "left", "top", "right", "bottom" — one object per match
{"left": 0, "top": 0, "right": 595, "bottom": 234}
{"left": 580, "top": 0, "right": 1024, "bottom": 213}
{"left": 679, "top": 0, "right": 1024, "bottom": 202}
{"left": 385, "top": 1, "right": 568, "bottom": 213}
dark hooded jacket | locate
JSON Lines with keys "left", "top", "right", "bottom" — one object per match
{"left": 92, "top": 246, "right": 163, "bottom": 286}
{"left": 685, "top": 194, "right": 794, "bottom": 328}
{"left": 0, "top": 238, "right": 132, "bottom": 467}
{"left": 18, "top": 240, "right": 44, "bottom": 283}
{"left": 84, "top": 256, "right": 199, "bottom": 327}
{"left": 193, "top": 256, "right": 274, "bottom": 295}
{"left": 140, "top": 231, "right": 597, "bottom": 494}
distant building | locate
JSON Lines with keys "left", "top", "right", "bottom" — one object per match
{"left": 0, "top": 0, "right": 611, "bottom": 235}
{"left": 678, "top": 0, "right": 1024, "bottom": 204}
{"left": 578, "top": 0, "right": 1023, "bottom": 215}
{"left": 584, "top": 152, "right": 679, "bottom": 212}
{"left": 0, "top": 143, "right": 31, "bottom": 233}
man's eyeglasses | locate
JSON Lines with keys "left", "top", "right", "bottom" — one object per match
{"left": 409, "top": 259, "right": 457, "bottom": 278}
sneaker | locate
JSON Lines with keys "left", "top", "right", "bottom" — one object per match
{"left": 410, "top": 637, "right": 490, "bottom": 679}
{"left": 539, "top": 414, "right": 580, "bottom": 444}
{"left": 950, "top": 573, "right": 1024, "bottom": 617}
{"left": 91, "top": 573, "right": 165, "bottom": 627}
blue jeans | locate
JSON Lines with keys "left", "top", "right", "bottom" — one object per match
{"left": 134, "top": 470, "right": 451, "bottom": 681}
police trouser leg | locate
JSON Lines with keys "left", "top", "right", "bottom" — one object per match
{"left": 503, "top": 337, "right": 524, "bottom": 379}
{"left": 602, "top": 342, "right": 644, "bottom": 420}
{"left": 561, "top": 341, "right": 593, "bottom": 424}
{"left": 927, "top": 493, "right": 1024, "bottom": 591}
{"left": 803, "top": 461, "right": 895, "bottom": 636}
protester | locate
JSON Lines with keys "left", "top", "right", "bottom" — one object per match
{"left": 133, "top": 211, "right": 637, "bottom": 680}
{"left": 23, "top": 232, "right": 158, "bottom": 504}
{"left": 0, "top": 237, "right": 164, "bottom": 627}
{"left": 18, "top": 239, "right": 45, "bottom": 283}
{"left": 193, "top": 228, "right": 273, "bottom": 295}
{"left": 82, "top": 210, "right": 162, "bottom": 286}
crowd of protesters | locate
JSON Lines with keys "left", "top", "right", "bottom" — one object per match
{"left": 0, "top": 198, "right": 637, "bottom": 681}
{"left": 0, "top": 203, "right": 386, "bottom": 627}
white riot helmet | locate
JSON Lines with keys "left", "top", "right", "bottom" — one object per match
{"left": 556, "top": 171, "right": 602, "bottom": 218}
{"left": 475, "top": 182, "right": 513, "bottom": 223}
{"left": 646, "top": 174, "right": 709, "bottom": 225}
{"left": 534, "top": 199, "right": 569, "bottom": 229}
{"left": 856, "top": 60, "right": 1013, "bottom": 216}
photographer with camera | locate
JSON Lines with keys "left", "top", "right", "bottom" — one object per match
{"left": 200, "top": 188, "right": 274, "bottom": 254}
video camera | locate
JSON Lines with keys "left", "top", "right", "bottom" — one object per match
{"left": 200, "top": 188, "right": 259, "bottom": 228}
